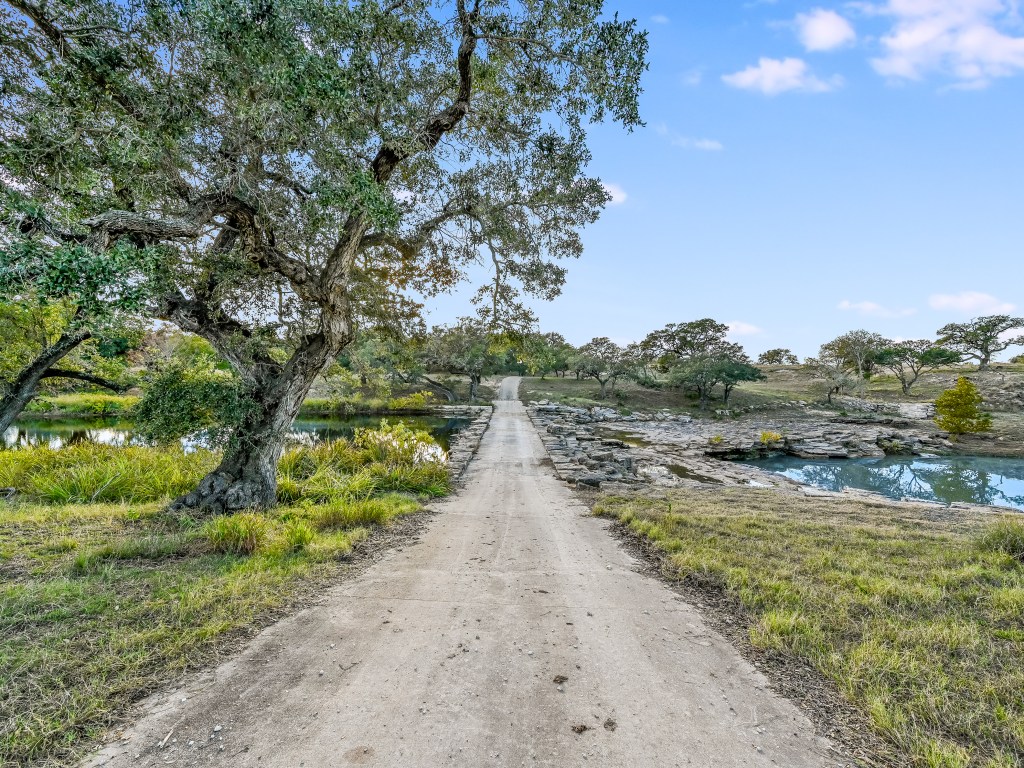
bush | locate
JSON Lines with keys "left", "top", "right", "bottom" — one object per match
{"left": 354, "top": 419, "right": 444, "bottom": 467}
{"left": 386, "top": 391, "right": 434, "bottom": 410}
{"left": 132, "top": 363, "right": 251, "bottom": 447}
{"left": 934, "top": 377, "right": 992, "bottom": 439}
{"left": 204, "top": 513, "right": 268, "bottom": 555}
{"left": 760, "top": 431, "right": 783, "bottom": 444}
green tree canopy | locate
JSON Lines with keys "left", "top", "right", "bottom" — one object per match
{"left": 572, "top": 337, "right": 630, "bottom": 399}
{"left": 757, "top": 348, "right": 798, "bottom": 366}
{"left": 875, "top": 340, "right": 960, "bottom": 395}
{"left": 1, "top": 0, "right": 646, "bottom": 510}
{"left": 422, "top": 319, "right": 502, "bottom": 402}
{"left": 937, "top": 316, "right": 1024, "bottom": 370}
{"left": 818, "top": 330, "right": 887, "bottom": 379}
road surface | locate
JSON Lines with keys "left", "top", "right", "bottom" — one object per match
{"left": 86, "top": 377, "right": 840, "bottom": 768}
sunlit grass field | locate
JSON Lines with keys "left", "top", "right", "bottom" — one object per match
{"left": 595, "top": 487, "right": 1024, "bottom": 768}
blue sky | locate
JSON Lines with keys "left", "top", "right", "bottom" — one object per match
{"left": 428, "top": 0, "right": 1024, "bottom": 360}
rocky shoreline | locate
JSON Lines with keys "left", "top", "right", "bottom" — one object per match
{"left": 526, "top": 400, "right": 1013, "bottom": 513}
{"left": 438, "top": 405, "right": 492, "bottom": 482}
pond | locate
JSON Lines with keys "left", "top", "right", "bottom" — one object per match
{"left": 2, "top": 415, "right": 470, "bottom": 454}
{"left": 741, "top": 454, "right": 1024, "bottom": 512}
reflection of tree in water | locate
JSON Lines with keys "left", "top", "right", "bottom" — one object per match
{"left": 792, "top": 461, "right": 931, "bottom": 500}
{"left": 912, "top": 461, "right": 1024, "bottom": 509}
{"left": 778, "top": 457, "right": 1024, "bottom": 511}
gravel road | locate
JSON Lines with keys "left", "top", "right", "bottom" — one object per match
{"left": 85, "top": 377, "right": 841, "bottom": 768}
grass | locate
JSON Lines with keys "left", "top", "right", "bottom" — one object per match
{"left": 299, "top": 389, "right": 437, "bottom": 416}
{"left": 24, "top": 393, "right": 140, "bottom": 417}
{"left": 0, "top": 425, "right": 450, "bottom": 767}
{"left": 0, "top": 445, "right": 219, "bottom": 503}
{"left": 594, "top": 487, "right": 1024, "bottom": 768}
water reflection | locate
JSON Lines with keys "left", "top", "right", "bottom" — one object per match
{"left": 3, "top": 416, "right": 469, "bottom": 454}
{"left": 742, "top": 455, "right": 1024, "bottom": 511}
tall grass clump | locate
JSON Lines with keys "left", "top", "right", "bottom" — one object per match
{"left": 0, "top": 445, "right": 218, "bottom": 503}
{"left": 204, "top": 512, "right": 268, "bottom": 555}
{"left": 979, "top": 518, "right": 1024, "bottom": 562}
{"left": 313, "top": 494, "right": 419, "bottom": 530}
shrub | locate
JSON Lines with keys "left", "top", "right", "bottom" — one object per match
{"left": 386, "top": 391, "right": 434, "bottom": 410}
{"left": 934, "top": 377, "right": 992, "bottom": 439}
{"left": 204, "top": 513, "right": 268, "bottom": 555}
{"left": 354, "top": 419, "right": 444, "bottom": 466}
{"left": 760, "top": 431, "right": 783, "bottom": 444}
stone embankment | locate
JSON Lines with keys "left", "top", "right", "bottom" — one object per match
{"left": 438, "top": 405, "right": 492, "bottom": 482}
{"left": 527, "top": 401, "right": 955, "bottom": 493}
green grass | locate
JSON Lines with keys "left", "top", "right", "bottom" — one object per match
{"left": 23, "top": 394, "right": 140, "bottom": 417}
{"left": 0, "top": 426, "right": 450, "bottom": 767}
{"left": 594, "top": 488, "right": 1024, "bottom": 768}
{"left": 299, "top": 389, "right": 437, "bottom": 415}
{"left": 0, "top": 445, "right": 219, "bottom": 503}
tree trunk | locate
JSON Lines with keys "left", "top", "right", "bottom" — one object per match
{"left": 0, "top": 330, "right": 91, "bottom": 435}
{"left": 598, "top": 378, "right": 609, "bottom": 399}
{"left": 468, "top": 374, "right": 481, "bottom": 403}
{"left": 419, "top": 375, "right": 457, "bottom": 403}
{"left": 169, "top": 341, "right": 338, "bottom": 514}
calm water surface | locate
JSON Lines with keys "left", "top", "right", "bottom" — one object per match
{"left": 742, "top": 455, "right": 1024, "bottom": 511}
{"left": 2, "top": 415, "right": 469, "bottom": 453}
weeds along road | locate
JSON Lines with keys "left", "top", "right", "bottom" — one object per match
{"left": 85, "top": 377, "right": 841, "bottom": 768}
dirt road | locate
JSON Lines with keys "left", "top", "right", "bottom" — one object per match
{"left": 86, "top": 378, "right": 841, "bottom": 768}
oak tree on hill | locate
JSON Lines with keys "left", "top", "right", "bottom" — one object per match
{"left": 422, "top": 319, "right": 501, "bottom": 403}
{"left": 875, "top": 340, "right": 960, "bottom": 395}
{"left": 819, "top": 330, "right": 887, "bottom": 379}
{"left": 937, "top": 316, "right": 1024, "bottom": 370}
{"left": 757, "top": 348, "right": 798, "bottom": 366}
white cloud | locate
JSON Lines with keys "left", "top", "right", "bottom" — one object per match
{"left": 651, "top": 14, "right": 670, "bottom": 25}
{"left": 602, "top": 182, "right": 628, "bottom": 205}
{"left": 838, "top": 299, "right": 916, "bottom": 318}
{"left": 680, "top": 68, "right": 704, "bottom": 87}
{"left": 674, "top": 137, "right": 725, "bottom": 151}
{"left": 728, "top": 321, "right": 764, "bottom": 337}
{"left": 653, "top": 122, "right": 724, "bottom": 151}
{"left": 722, "top": 57, "right": 843, "bottom": 94}
{"left": 928, "top": 291, "right": 1016, "bottom": 314}
{"left": 796, "top": 9, "right": 857, "bottom": 51}
{"left": 868, "top": 0, "right": 1024, "bottom": 88}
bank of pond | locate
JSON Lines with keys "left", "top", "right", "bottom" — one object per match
{"left": 2, "top": 414, "right": 470, "bottom": 454}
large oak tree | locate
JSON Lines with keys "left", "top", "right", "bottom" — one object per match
{"left": 1, "top": 0, "right": 646, "bottom": 511}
